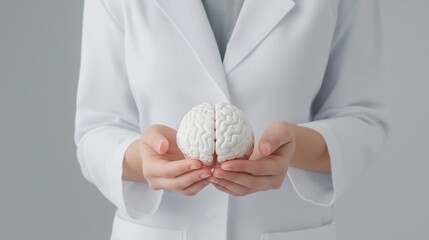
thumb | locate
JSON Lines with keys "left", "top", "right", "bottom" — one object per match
{"left": 142, "top": 124, "right": 173, "bottom": 154}
{"left": 153, "top": 135, "right": 169, "bottom": 154}
{"left": 259, "top": 121, "right": 294, "bottom": 156}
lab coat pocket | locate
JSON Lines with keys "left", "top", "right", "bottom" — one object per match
{"left": 261, "top": 221, "right": 335, "bottom": 240}
{"left": 111, "top": 214, "right": 186, "bottom": 240}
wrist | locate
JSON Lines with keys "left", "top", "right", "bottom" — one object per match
{"left": 289, "top": 125, "right": 331, "bottom": 173}
{"left": 123, "top": 140, "right": 147, "bottom": 182}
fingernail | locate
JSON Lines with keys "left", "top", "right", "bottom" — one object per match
{"left": 264, "top": 142, "right": 272, "bottom": 155}
{"left": 190, "top": 164, "right": 200, "bottom": 170}
{"left": 209, "top": 177, "right": 221, "bottom": 184}
{"left": 156, "top": 140, "right": 164, "bottom": 153}
{"left": 221, "top": 165, "right": 233, "bottom": 171}
{"left": 214, "top": 173, "right": 224, "bottom": 179}
{"left": 200, "top": 173, "right": 211, "bottom": 179}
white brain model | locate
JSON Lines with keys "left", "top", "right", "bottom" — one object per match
{"left": 177, "top": 102, "right": 254, "bottom": 165}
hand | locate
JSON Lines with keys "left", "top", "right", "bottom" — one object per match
{"left": 210, "top": 121, "right": 296, "bottom": 196}
{"left": 139, "top": 124, "right": 212, "bottom": 196}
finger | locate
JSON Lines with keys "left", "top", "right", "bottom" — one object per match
{"left": 213, "top": 169, "right": 279, "bottom": 189}
{"left": 259, "top": 121, "right": 294, "bottom": 156}
{"left": 248, "top": 145, "right": 263, "bottom": 160}
{"left": 145, "top": 158, "right": 204, "bottom": 178}
{"left": 156, "top": 167, "right": 212, "bottom": 191}
{"left": 179, "top": 179, "right": 211, "bottom": 196}
{"left": 209, "top": 178, "right": 251, "bottom": 196}
{"left": 212, "top": 183, "right": 240, "bottom": 197}
{"left": 141, "top": 124, "right": 177, "bottom": 154}
{"left": 220, "top": 159, "right": 280, "bottom": 176}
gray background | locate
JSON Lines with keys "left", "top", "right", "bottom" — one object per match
{"left": 0, "top": 0, "right": 427, "bottom": 239}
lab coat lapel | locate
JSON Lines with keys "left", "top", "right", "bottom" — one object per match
{"left": 223, "top": 0, "right": 296, "bottom": 75}
{"left": 153, "top": 0, "right": 230, "bottom": 100}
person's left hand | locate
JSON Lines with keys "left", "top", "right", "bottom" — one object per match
{"left": 210, "top": 121, "right": 296, "bottom": 196}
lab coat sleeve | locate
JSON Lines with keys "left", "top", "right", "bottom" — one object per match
{"left": 74, "top": 0, "right": 163, "bottom": 218}
{"left": 288, "top": 0, "right": 389, "bottom": 206}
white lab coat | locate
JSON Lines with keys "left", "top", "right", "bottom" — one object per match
{"left": 74, "top": 0, "right": 388, "bottom": 239}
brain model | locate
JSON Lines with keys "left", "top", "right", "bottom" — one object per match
{"left": 177, "top": 102, "right": 254, "bottom": 165}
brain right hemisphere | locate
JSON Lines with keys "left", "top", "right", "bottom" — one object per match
{"left": 177, "top": 102, "right": 254, "bottom": 166}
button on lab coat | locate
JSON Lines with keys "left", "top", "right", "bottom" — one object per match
{"left": 74, "top": 0, "right": 389, "bottom": 239}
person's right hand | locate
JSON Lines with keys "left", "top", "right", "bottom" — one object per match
{"left": 139, "top": 124, "right": 212, "bottom": 196}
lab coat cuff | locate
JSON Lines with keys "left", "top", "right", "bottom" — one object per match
{"left": 111, "top": 134, "right": 164, "bottom": 219}
{"left": 100, "top": 134, "right": 161, "bottom": 221}
{"left": 120, "top": 181, "right": 164, "bottom": 219}
{"left": 287, "top": 121, "right": 345, "bottom": 206}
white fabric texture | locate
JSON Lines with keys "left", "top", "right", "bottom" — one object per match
{"left": 74, "top": 0, "right": 163, "bottom": 218}
{"left": 288, "top": 0, "right": 388, "bottom": 206}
